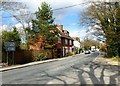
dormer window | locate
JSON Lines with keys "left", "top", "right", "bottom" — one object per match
{"left": 66, "top": 33, "right": 69, "bottom": 36}
{"left": 65, "top": 39, "right": 68, "bottom": 44}
{"left": 58, "top": 37, "right": 61, "bottom": 43}
{"left": 70, "top": 40, "right": 72, "bottom": 45}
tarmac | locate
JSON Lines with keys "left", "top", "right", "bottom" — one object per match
{"left": 0, "top": 54, "right": 80, "bottom": 72}
{"left": 0, "top": 53, "right": 119, "bottom": 72}
{"left": 1, "top": 53, "right": 119, "bottom": 85}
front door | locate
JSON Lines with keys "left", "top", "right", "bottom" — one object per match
{"left": 57, "top": 49, "right": 61, "bottom": 58}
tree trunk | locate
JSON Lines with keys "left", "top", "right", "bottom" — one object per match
{"left": 22, "top": 24, "right": 29, "bottom": 50}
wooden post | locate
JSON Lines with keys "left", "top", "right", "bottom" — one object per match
{"left": 7, "top": 51, "right": 8, "bottom": 65}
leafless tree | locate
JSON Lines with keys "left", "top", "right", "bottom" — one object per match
{"left": 2, "top": 1, "right": 35, "bottom": 49}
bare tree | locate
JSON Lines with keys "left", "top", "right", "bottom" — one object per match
{"left": 80, "top": 1, "right": 120, "bottom": 57}
{"left": 2, "top": 2, "right": 35, "bottom": 49}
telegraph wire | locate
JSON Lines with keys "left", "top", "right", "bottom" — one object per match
{"left": 2, "top": 2, "right": 87, "bottom": 19}
{"left": 52, "top": 3, "right": 86, "bottom": 11}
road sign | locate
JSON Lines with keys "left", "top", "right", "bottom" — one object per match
{"left": 4, "top": 42, "right": 16, "bottom": 51}
{"left": 5, "top": 47, "right": 16, "bottom": 51}
{"left": 4, "top": 42, "right": 16, "bottom": 47}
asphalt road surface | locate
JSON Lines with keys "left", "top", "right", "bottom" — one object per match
{"left": 2, "top": 52, "right": 119, "bottom": 85}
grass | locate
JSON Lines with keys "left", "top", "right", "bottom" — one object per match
{"left": 112, "top": 56, "right": 120, "bottom": 62}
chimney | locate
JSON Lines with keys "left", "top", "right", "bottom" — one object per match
{"left": 56, "top": 24, "right": 63, "bottom": 32}
{"left": 64, "top": 30, "right": 69, "bottom": 36}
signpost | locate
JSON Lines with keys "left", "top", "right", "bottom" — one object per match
{"left": 4, "top": 42, "right": 16, "bottom": 65}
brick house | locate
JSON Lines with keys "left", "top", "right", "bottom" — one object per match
{"left": 54, "top": 24, "right": 74, "bottom": 58}
{"left": 29, "top": 24, "right": 74, "bottom": 58}
{"left": 29, "top": 36, "right": 45, "bottom": 50}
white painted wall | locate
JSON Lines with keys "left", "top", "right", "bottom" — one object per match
{"left": 73, "top": 41, "right": 80, "bottom": 48}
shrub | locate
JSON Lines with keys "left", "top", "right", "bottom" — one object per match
{"left": 44, "top": 45, "right": 53, "bottom": 49}
{"left": 35, "top": 53, "right": 47, "bottom": 61}
{"left": 35, "top": 50, "right": 52, "bottom": 61}
{"left": 112, "top": 56, "right": 120, "bottom": 61}
{"left": 67, "top": 51, "right": 73, "bottom": 56}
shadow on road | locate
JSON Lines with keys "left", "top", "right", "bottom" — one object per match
{"left": 44, "top": 71, "right": 67, "bottom": 85}
{"left": 41, "top": 53, "right": 119, "bottom": 85}
{"left": 71, "top": 61, "right": 119, "bottom": 85}
{"left": 42, "top": 61, "right": 119, "bottom": 85}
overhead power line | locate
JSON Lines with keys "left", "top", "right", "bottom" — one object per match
{"left": 2, "top": 2, "right": 87, "bottom": 19}
{"left": 52, "top": 3, "right": 86, "bottom": 11}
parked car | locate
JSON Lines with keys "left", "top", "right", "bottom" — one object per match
{"left": 84, "top": 50, "right": 90, "bottom": 54}
{"left": 91, "top": 50, "right": 95, "bottom": 52}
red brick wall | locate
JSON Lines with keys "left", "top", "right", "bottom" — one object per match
{"left": 56, "top": 24, "right": 63, "bottom": 32}
{"left": 29, "top": 36, "right": 44, "bottom": 50}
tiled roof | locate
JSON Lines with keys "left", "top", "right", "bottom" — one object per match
{"left": 59, "top": 30, "right": 73, "bottom": 40}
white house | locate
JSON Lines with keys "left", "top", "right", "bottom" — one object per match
{"left": 74, "top": 41, "right": 80, "bottom": 48}
{"left": 72, "top": 37, "right": 81, "bottom": 54}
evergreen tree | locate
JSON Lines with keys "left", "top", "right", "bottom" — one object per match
{"left": 2, "top": 27, "right": 21, "bottom": 47}
{"left": 32, "top": 2, "right": 59, "bottom": 58}
{"left": 32, "top": 2, "right": 59, "bottom": 42}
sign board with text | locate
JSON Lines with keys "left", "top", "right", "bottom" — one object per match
{"left": 4, "top": 42, "right": 16, "bottom": 51}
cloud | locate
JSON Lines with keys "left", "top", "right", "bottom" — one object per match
{"left": 70, "top": 29, "right": 88, "bottom": 39}
{"left": 15, "top": 23, "right": 29, "bottom": 35}
{"left": 0, "top": 25, "right": 10, "bottom": 36}
{"left": 54, "top": 14, "right": 64, "bottom": 22}
{"left": 70, "top": 28, "right": 99, "bottom": 41}
{"left": 70, "top": 23, "right": 80, "bottom": 26}
{"left": 0, "top": 23, "right": 24, "bottom": 35}
{"left": 76, "top": 30, "right": 88, "bottom": 38}
{"left": 0, "top": 25, "right": 8, "bottom": 32}
{"left": 15, "top": 23, "right": 23, "bottom": 28}
{"left": 22, "top": 0, "right": 86, "bottom": 17}
{"left": 11, "top": 17, "right": 16, "bottom": 22}
{"left": 2, "top": 0, "right": 90, "bottom": 41}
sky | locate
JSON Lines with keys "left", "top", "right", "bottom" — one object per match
{"left": 1, "top": 0, "right": 92, "bottom": 40}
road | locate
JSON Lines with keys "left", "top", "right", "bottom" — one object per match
{"left": 2, "top": 52, "right": 119, "bottom": 85}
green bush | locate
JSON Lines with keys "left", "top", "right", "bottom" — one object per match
{"left": 67, "top": 51, "right": 73, "bottom": 56}
{"left": 112, "top": 56, "right": 120, "bottom": 61}
{"left": 44, "top": 45, "right": 53, "bottom": 49}
{"left": 33, "top": 49, "right": 52, "bottom": 61}
{"left": 35, "top": 53, "right": 47, "bottom": 61}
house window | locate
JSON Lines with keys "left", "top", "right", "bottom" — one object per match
{"left": 66, "top": 33, "right": 69, "bottom": 36}
{"left": 65, "top": 39, "right": 68, "bottom": 44}
{"left": 58, "top": 37, "right": 61, "bottom": 43}
{"left": 65, "top": 33, "right": 69, "bottom": 36}
{"left": 70, "top": 40, "right": 72, "bottom": 45}
{"left": 70, "top": 47, "right": 72, "bottom": 52}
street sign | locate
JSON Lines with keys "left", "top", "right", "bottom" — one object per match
{"left": 4, "top": 42, "right": 16, "bottom": 47}
{"left": 4, "top": 42, "right": 16, "bottom": 65}
{"left": 4, "top": 42, "right": 16, "bottom": 51}
{"left": 5, "top": 47, "right": 16, "bottom": 51}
